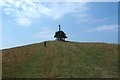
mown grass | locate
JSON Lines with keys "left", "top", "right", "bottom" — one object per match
{"left": 2, "top": 41, "right": 118, "bottom": 78}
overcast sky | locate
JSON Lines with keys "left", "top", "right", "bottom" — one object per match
{"left": 0, "top": 0, "right": 119, "bottom": 49}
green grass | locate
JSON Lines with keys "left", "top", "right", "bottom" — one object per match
{"left": 2, "top": 41, "right": 118, "bottom": 78}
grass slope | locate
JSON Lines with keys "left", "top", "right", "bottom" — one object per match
{"left": 2, "top": 41, "right": 118, "bottom": 78}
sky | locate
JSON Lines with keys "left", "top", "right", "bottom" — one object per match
{"left": 0, "top": 0, "right": 119, "bottom": 49}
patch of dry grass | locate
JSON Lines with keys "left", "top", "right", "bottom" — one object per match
{"left": 2, "top": 41, "right": 118, "bottom": 78}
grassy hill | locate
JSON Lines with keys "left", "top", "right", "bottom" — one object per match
{"left": 2, "top": 41, "right": 118, "bottom": 78}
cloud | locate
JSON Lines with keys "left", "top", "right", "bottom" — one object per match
{"left": 85, "top": 24, "right": 118, "bottom": 32}
{"left": 38, "top": 2, "right": 88, "bottom": 19}
{"left": 1, "top": 0, "right": 118, "bottom": 2}
{"left": 2, "top": 0, "right": 88, "bottom": 26}
{"left": 93, "top": 18, "right": 110, "bottom": 23}
{"left": 34, "top": 27, "right": 55, "bottom": 40}
{"left": 16, "top": 17, "right": 32, "bottom": 26}
{"left": 76, "top": 12, "right": 111, "bottom": 24}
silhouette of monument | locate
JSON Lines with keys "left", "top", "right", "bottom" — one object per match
{"left": 54, "top": 25, "right": 67, "bottom": 41}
